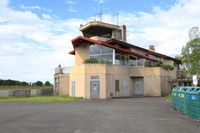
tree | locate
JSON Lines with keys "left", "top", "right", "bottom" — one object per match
{"left": 33, "top": 81, "right": 43, "bottom": 86}
{"left": 44, "top": 81, "right": 51, "bottom": 86}
{"left": 21, "top": 81, "right": 29, "bottom": 86}
{"left": 181, "top": 38, "right": 200, "bottom": 75}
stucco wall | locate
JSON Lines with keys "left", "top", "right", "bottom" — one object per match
{"left": 54, "top": 74, "right": 70, "bottom": 95}
{"left": 63, "top": 64, "right": 177, "bottom": 98}
{"left": 106, "top": 65, "right": 133, "bottom": 98}
{"left": 84, "top": 64, "right": 106, "bottom": 99}
{"left": 69, "top": 65, "right": 85, "bottom": 97}
{"left": 75, "top": 44, "right": 89, "bottom": 65}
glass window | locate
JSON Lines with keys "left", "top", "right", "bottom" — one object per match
{"left": 89, "top": 44, "right": 113, "bottom": 63}
{"left": 90, "top": 55, "right": 101, "bottom": 60}
{"left": 101, "top": 54, "right": 112, "bottom": 62}
{"left": 101, "top": 46, "right": 113, "bottom": 54}
{"left": 115, "top": 80, "right": 120, "bottom": 92}
{"left": 129, "top": 59, "right": 137, "bottom": 66}
{"left": 90, "top": 45, "right": 100, "bottom": 55}
{"left": 137, "top": 59, "right": 145, "bottom": 66}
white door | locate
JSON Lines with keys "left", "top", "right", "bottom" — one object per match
{"left": 135, "top": 78, "right": 144, "bottom": 95}
{"left": 124, "top": 80, "right": 129, "bottom": 96}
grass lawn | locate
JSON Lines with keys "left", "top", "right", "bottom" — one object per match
{"left": 0, "top": 95, "right": 82, "bottom": 102}
{"left": 0, "top": 85, "right": 53, "bottom": 90}
{"left": 165, "top": 94, "right": 172, "bottom": 102}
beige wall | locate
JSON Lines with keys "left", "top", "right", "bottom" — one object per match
{"left": 106, "top": 65, "right": 133, "bottom": 98}
{"left": 75, "top": 44, "right": 89, "bottom": 65}
{"left": 56, "top": 64, "right": 177, "bottom": 99}
{"left": 69, "top": 65, "right": 85, "bottom": 98}
{"left": 54, "top": 74, "right": 70, "bottom": 95}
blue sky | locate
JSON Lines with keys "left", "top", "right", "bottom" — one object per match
{"left": 9, "top": 0, "right": 176, "bottom": 19}
{"left": 0, "top": 0, "right": 200, "bottom": 83}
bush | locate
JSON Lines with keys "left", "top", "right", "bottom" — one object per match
{"left": 152, "top": 62, "right": 174, "bottom": 71}
{"left": 84, "top": 58, "right": 98, "bottom": 64}
{"left": 84, "top": 58, "right": 111, "bottom": 65}
{"left": 44, "top": 81, "right": 51, "bottom": 86}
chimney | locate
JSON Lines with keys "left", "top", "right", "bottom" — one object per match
{"left": 149, "top": 45, "right": 155, "bottom": 52}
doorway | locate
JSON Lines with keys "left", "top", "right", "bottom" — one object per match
{"left": 124, "top": 80, "right": 129, "bottom": 96}
{"left": 134, "top": 78, "right": 144, "bottom": 96}
{"left": 90, "top": 76, "right": 100, "bottom": 99}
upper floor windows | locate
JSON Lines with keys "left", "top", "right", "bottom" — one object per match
{"left": 89, "top": 44, "right": 113, "bottom": 63}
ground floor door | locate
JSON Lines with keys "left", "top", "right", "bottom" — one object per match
{"left": 124, "top": 80, "right": 129, "bottom": 96}
{"left": 90, "top": 80, "right": 100, "bottom": 99}
{"left": 134, "top": 78, "right": 144, "bottom": 96}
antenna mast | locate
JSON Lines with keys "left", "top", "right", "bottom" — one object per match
{"left": 99, "top": 3, "right": 103, "bottom": 21}
{"left": 117, "top": 12, "right": 119, "bottom": 25}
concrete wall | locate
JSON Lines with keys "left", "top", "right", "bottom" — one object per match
{"left": 70, "top": 65, "right": 85, "bottom": 98}
{"left": 75, "top": 44, "right": 89, "bottom": 65}
{"left": 54, "top": 73, "right": 70, "bottom": 95}
{"left": 106, "top": 65, "right": 133, "bottom": 98}
{"left": 130, "top": 67, "right": 177, "bottom": 96}
{"left": 60, "top": 64, "right": 177, "bottom": 99}
{"left": 0, "top": 90, "right": 9, "bottom": 96}
{"left": 0, "top": 89, "right": 53, "bottom": 96}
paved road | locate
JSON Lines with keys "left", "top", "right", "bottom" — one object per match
{"left": 0, "top": 98, "right": 199, "bottom": 133}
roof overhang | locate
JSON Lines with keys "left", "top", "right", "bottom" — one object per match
{"left": 69, "top": 36, "right": 162, "bottom": 62}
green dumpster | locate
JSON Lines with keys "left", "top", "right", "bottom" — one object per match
{"left": 172, "top": 87, "right": 179, "bottom": 110}
{"left": 176, "top": 86, "right": 186, "bottom": 113}
{"left": 185, "top": 87, "right": 196, "bottom": 116}
{"left": 179, "top": 87, "right": 188, "bottom": 114}
{"left": 187, "top": 87, "right": 200, "bottom": 120}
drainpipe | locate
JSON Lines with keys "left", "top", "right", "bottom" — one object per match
{"left": 113, "top": 49, "right": 115, "bottom": 64}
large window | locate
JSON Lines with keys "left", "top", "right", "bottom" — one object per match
{"left": 89, "top": 44, "right": 146, "bottom": 67}
{"left": 89, "top": 44, "right": 113, "bottom": 63}
{"left": 115, "top": 53, "right": 129, "bottom": 66}
{"left": 129, "top": 59, "right": 146, "bottom": 67}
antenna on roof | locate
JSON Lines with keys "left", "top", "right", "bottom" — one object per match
{"left": 99, "top": 3, "right": 103, "bottom": 21}
{"left": 117, "top": 12, "right": 119, "bottom": 25}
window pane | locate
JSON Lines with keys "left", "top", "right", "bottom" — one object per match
{"left": 90, "top": 45, "right": 100, "bottom": 55}
{"left": 137, "top": 59, "right": 145, "bottom": 66}
{"left": 90, "top": 55, "right": 101, "bottom": 60}
{"left": 101, "top": 54, "right": 112, "bottom": 62}
{"left": 101, "top": 46, "right": 113, "bottom": 54}
{"left": 130, "top": 59, "right": 137, "bottom": 66}
{"left": 115, "top": 80, "right": 119, "bottom": 92}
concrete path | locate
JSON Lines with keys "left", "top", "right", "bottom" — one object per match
{"left": 0, "top": 97, "right": 199, "bottom": 133}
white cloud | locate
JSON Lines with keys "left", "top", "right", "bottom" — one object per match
{"left": 94, "top": 0, "right": 104, "bottom": 4}
{"left": 68, "top": 6, "right": 78, "bottom": 13}
{"left": 0, "top": 0, "right": 85, "bottom": 82}
{"left": 66, "top": 0, "right": 75, "bottom": 4}
{"left": 0, "top": 0, "right": 200, "bottom": 82}
{"left": 20, "top": 4, "right": 41, "bottom": 10}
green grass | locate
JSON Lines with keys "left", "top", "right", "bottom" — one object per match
{"left": 0, "top": 95, "right": 82, "bottom": 102}
{"left": 165, "top": 94, "right": 172, "bottom": 102}
{"left": 0, "top": 85, "right": 53, "bottom": 90}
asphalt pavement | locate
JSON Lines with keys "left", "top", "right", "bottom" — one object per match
{"left": 0, "top": 97, "right": 199, "bottom": 133}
